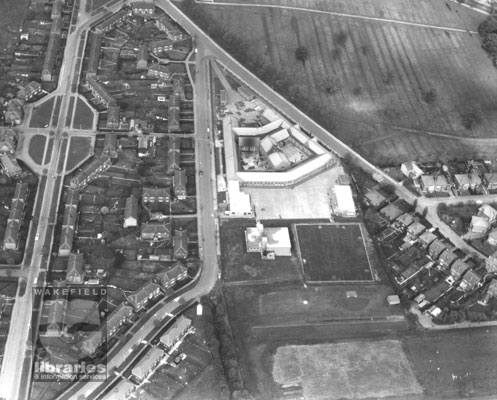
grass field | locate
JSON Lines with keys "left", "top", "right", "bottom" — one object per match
{"left": 65, "top": 136, "right": 93, "bottom": 171}
{"left": 72, "top": 98, "right": 95, "bottom": 130}
{"left": 295, "top": 223, "right": 373, "bottom": 281}
{"left": 202, "top": 1, "right": 497, "bottom": 164}
{"left": 0, "top": 0, "right": 30, "bottom": 58}
{"left": 29, "top": 97, "right": 55, "bottom": 128}
{"left": 273, "top": 340, "right": 422, "bottom": 400}
{"left": 28, "top": 135, "right": 46, "bottom": 165}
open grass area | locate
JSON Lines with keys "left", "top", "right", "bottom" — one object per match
{"left": 72, "top": 98, "right": 95, "bottom": 130}
{"left": 403, "top": 330, "right": 497, "bottom": 399}
{"left": 29, "top": 97, "right": 54, "bottom": 128}
{"left": 0, "top": 0, "right": 30, "bottom": 57}
{"left": 28, "top": 135, "right": 46, "bottom": 165}
{"left": 220, "top": 219, "right": 302, "bottom": 283}
{"left": 273, "top": 340, "right": 422, "bottom": 400}
{"left": 201, "top": 1, "right": 497, "bottom": 164}
{"left": 65, "top": 136, "right": 93, "bottom": 171}
{"left": 295, "top": 223, "right": 373, "bottom": 282}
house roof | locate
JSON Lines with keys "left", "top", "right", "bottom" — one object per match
{"left": 173, "top": 230, "right": 188, "bottom": 257}
{"left": 124, "top": 196, "right": 138, "bottom": 220}
{"left": 174, "top": 169, "right": 187, "bottom": 192}
{"left": 66, "top": 252, "right": 84, "bottom": 279}
{"left": 107, "top": 303, "right": 134, "bottom": 333}
{"left": 142, "top": 187, "right": 170, "bottom": 199}
{"left": 396, "top": 213, "right": 414, "bottom": 227}
{"left": 428, "top": 240, "right": 448, "bottom": 259}
{"left": 418, "top": 231, "right": 437, "bottom": 246}
{"left": 470, "top": 215, "right": 489, "bottom": 231}
{"left": 160, "top": 315, "right": 191, "bottom": 348}
{"left": 451, "top": 259, "right": 470, "bottom": 278}
{"left": 479, "top": 204, "right": 497, "bottom": 220}
{"left": 460, "top": 269, "right": 482, "bottom": 290}
{"left": 86, "top": 76, "right": 116, "bottom": 106}
{"left": 156, "top": 261, "right": 187, "bottom": 285}
{"left": 126, "top": 280, "right": 161, "bottom": 307}
{"left": 132, "top": 346, "right": 164, "bottom": 380}
{"left": 407, "top": 220, "right": 426, "bottom": 236}
{"left": 380, "top": 203, "right": 403, "bottom": 220}
{"left": 420, "top": 174, "right": 448, "bottom": 188}
{"left": 365, "top": 190, "right": 386, "bottom": 206}
{"left": 438, "top": 248, "right": 458, "bottom": 266}
{"left": 484, "top": 172, "right": 497, "bottom": 184}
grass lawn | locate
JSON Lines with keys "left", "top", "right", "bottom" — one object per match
{"left": 29, "top": 97, "right": 54, "bottom": 128}
{"left": 403, "top": 330, "right": 497, "bottom": 399}
{"left": 65, "top": 136, "right": 93, "bottom": 171}
{"left": 72, "top": 98, "right": 95, "bottom": 130}
{"left": 273, "top": 340, "right": 422, "bottom": 400}
{"left": 295, "top": 223, "right": 373, "bottom": 282}
{"left": 220, "top": 219, "right": 302, "bottom": 283}
{"left": 28, "top": 135, "right": 46, "bottom": 165}
{"left": 200, "top": 1, "right": 497, "bottom": 164}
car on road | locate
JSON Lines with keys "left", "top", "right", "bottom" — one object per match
{"left": 35, "top": 233, "right": 39, "bottom": 241}
{"left": 199, "top": 171, "right": 203, "bottom": 176}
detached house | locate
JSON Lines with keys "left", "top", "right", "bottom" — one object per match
{"left": 173, "top": 229, "right": 188, "bottom": 259}
{"left": 126, "top": 280, "right": 161, "bottom": 311}
{"left": 66, "top": 252, "right": 85, "bottom": 284}
{"left": 123, "top": 196, "right": 138, "bottom": 228}
{"left": 174, "top": 169, "right": 187, "bottom": 200}
{"left": 400, "top": 161, "right": 423, "bottom": 179}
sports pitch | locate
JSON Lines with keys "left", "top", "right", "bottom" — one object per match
{"left": 295, "top": 223, "right": 373, "bottom": 282}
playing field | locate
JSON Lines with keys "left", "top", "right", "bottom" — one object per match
{"left": 273, "top": 340, "right": 422, "bottom": 400}
{"left": 198, "top": 1, "right": 497, "bottom": 164}
{"left": 295, "top": 223, "right": 373, "bottom": 282}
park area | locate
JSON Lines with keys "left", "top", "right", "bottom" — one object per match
{"left": 28, "top": 135, "right": 46, "bottom": 165}
{"left": 197, "top": 0, "right": 497, "bottom": 165}
{"left": 72, "top": 98, "right": 95, "bottom": 130}
{"left": 273, "top": 340, "right": 422, "bottom": 400}
{"left": 65, "top": 136, "right": 93, "bottom": 172}
{"left": 295, "top": 223, "right": 373, "bottom": 282}
{"left": 29, "top": 97, "right": 55, "bottom": 128}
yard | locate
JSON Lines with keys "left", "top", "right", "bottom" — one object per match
{"left": 28, "top": 135, "right": 46, "bottom": 165}
{"left": 295, "top": 223, "right": 373, "bottom": 282}
{"left": 29, "top": 97, "right": 55, "bottom": 128}
{"left": 273, "top": 340, "right": 422, "bottom": 400}
{"left": 196, "top": 0, "right": 497, "bottom": 165}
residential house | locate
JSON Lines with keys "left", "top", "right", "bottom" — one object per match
{"left": 168, "top": 137, "right": 181, "bottom": 172}
{"left": 459, "top": 269, "right": 483, "bottom": 292}
{"left": 0, "top": 154, "right": 22, "bottom": 177}
{"left": 450, "top": 259, "right": 470, "bottom": 280}
{"left": 66, "top": 252, "right": 85, "bottom": 284}
{"left": 136, "top": 44, "right": 148, "bottom": 70}
{"left": 155, "top": 15, "right": 185, "bottom": 41}
{"left": 148, "top": 63, "right": 171, "bottom": 79}
{"left": 379, "top": 203, "right": 403, "bottom": 222}
{"left": 395, "top": 213, "right": 414, "bottom": 229}
{"left": 69, "top": 155, "right": 112, "bottom": 190}
{"left": 173, "top": 230, "right": 188, "bottom": 259}
{"left": 106, "top": 105, "right": 120, "bottom": 130}
{"left": 58, "top": 190, "right": 79, "bottom": 256}
{"left": 18, "top": 81, "right": 42, "bottom": 102}
{"left": 159, "top": 315, "right": 191, "bottom": 349}
{"left": 454, "top": 173, "right": 482, "bottom": 191}
{"left": 103, "top": 133, "right": 118, "bottom": 158}
{"left": 141, "top": 221, "right": 171, "bottom": 241}
{"left": 86, "top": 76, "right": 116, "bottom": 108}
{"left": 407, "top": 220, "right": 426, "bottom": 238}
{"left": 486, "top": 251, "right": 497, "bottom": 273}
{"left": 482, "top": 279, "right": 497, "bottom": 304}
{"left": 126, "top": 280, "right": 162, "bottom": 310}
{"left": 131, "top": 1, "right": 155, "bottom": 16}
{"left": 400, "top": 161, "right": 423, "bottom": 179}
{"left": 428, "top": 239, "right": 448, "bottom": 260}
{"left": 172, "top": 76, "right": 185, "bottom": 99}
{"left": 484, "top": 172, "right": 497, "bottom": 190}
{"left": 131, "top": 347, "right": 164, "bottom": 382}
{"left": 142, "top": 187, "right": 171, "bottom": 203}
{"left": 95, "top": 8, "right": 129, "bottom": 33}
{"left": 174, "top": 169, "right": 187, "bottom": 200}
{"left": 488, "top": 229, "right": 497, "bottom": 246}
{"left": 0, "top": 129, "right": 17, "bottom": 153}
{"left": 86, "top": 30, "right": 102, "bottom": 77}
{"left": 107, "top": 302, "right": 134, "bottom": 337}
{"left": 123, "top": 196, "right": 138, "bottom": 228}
{"left": 470, "top": 215, "right": 489, "bottom": 234}
{"left": 5, "top": 98, "right": 24, "bottom": 125}
{"left": 155, "top": 261, "right": 188, "bottom": 289}
{"left": 168, "top": 94, "right": 180, "bottom": 133}
{"left": 80, "top": 330, "right": 103, "bottom": 356}
{"left": 438, "top": 248, "right": 459, "bottom": 269}
{"left": 479, "top": 204, "right": 497, "bottom": 224}
{"left": 419, "top": 174, "right": 450, "bottom": 193}
{"left": 418, "top": 231, "right": 437, "bottom": 248}
{"left": 45, "top": 298, "right": 67, "bottom": 336}
{"left": 3, "top": 183, "right": 29, "bottom": 250}
{"left": 150, "top": 39, "right": 173, "bottom": 55}
{"left": 41, "top": 17, "right": 63, "bottom": 81}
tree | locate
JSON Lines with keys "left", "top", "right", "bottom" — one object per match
{"left": 295, "top": 46, "right": 309, "bottom": 64}
{"left": 482, "top": 32, "right": 497, "bottom": 54}
{"left": 319, "top": 75, "right": 342, "bottom": 95}
{"left": 334, "top": 31, "right": 348, "bottom": 47}
{"left": 479, "top": 14, "right": 497, "bottom": 37}
{"left": 462, "top": 108, "right": 484, "bottom": 129}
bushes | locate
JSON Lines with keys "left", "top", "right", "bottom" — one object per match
{"left": 479, "top": 12, "right": 497, "bottom": 65}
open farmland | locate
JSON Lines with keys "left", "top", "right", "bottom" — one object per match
{"left": 295, "top": 223, "right": 373, "bottom": 282}
{"left": 202, "top": 1, "right": 497, "bottom": 164}
{"left": 273, "top": 340, "right": 422, "bottom": 400}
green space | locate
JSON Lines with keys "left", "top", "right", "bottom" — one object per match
{"left": 182, "top": 1, "right": 497, "bottom": 165}
{"left": 65, "top": 97, "right": 75, "bottom": 127}
{"left": 43, "top": 137, "right": 54, "bottom": 165}
{"left": 65, "top": 136, "right": 92, "bottom": 172}
{"left": 29, "top": 97, "right": 55, "bottom": 128}
{"left": 28, "top": 135, "right": 46, "bottom": 165}
{"left": 72, "top": 98, "right": 95, "bottom": 130}
{"left": 220, "top": 219, "right": 301, "bottom": 283}
{"left": 296, "top": 223, "right": 372, "bottom": 282}
{"left": 50, "top": 97, "right": 62, "bottom": 127}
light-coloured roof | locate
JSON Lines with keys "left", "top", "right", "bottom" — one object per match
{"left": 334, "top": 185, "right": 356, "bottom": 215}
{"left": 265, "top": 227, "right": 291, "bottom": 249}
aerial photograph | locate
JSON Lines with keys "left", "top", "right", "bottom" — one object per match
{"left": 0, "top": 0, "right": 497, "bottom": 399}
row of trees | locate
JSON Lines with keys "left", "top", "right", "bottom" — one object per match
{"left": 479, "top": 11, "right": 497, "bottom": 65}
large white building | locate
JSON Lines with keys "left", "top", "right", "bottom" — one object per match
{"left": 226, "top": 180, "right": 253, "bottom": 217}
{"left": 331, "top": 184, "right": 357, "bottom": 217}
{"left": 245, "top": 223, "right": 291, "bottom": 257}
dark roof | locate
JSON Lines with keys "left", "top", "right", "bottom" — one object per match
{"left": 126, "top": 280, "right": 161, "bottom": 307}
{"left": 428, "top": 239, "right": 448, "bottom": 259}
{"left": 173, "top": 230, "right": 188, "bottom": 258}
